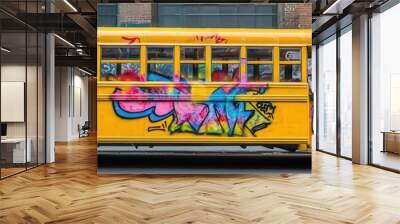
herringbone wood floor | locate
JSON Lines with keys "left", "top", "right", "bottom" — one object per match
{"left": 1, "top": 136, "right": 400, "bottom": 224}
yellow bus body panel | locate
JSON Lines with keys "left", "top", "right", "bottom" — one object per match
{"left": 97, "top": 27, "right": 312, "bottom": 149}
{"left": 98, "top": 27, "right": 311, "bottom": 46}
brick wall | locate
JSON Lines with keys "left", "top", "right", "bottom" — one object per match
{"left": 279, "top": 3, "right": 312, "bottom": 29}
{"left": 108, "top": 3, "right": 311, "bottom": 29}
{"left": 118, "top": 3, "right": 152, "bottom": 26}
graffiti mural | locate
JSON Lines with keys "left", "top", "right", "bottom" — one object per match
{"left": 111, "top": 73, "right": 276, "bottom": 137}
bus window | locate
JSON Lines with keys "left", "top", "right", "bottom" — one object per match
{"left": 100, "top": 46, "right": 141, "bottom": 81}
{"left": 147, "top": 64, "right": 174, "bottom": 81}
{"left": 181, "top": 64, "right": 206, "bottom": 81}
{"left": 181, "top": 47, "right": 204, "bottom": 60}
{"left": 147, "top": 47, "right": 174, "bottom": 81}
{"left": 279, "top": 47, "right": 301, "bottom": 82}
{"left": 247, "top": 47, "right": 272, "bottom": 61}
{"left": 212, "top": 47, "right": 240, "bottom": 60}
{"left": 101, "top": 47, "right": 140, "bottom": 60}
{"left": 280, "top": 48, "right": 301, "bottom": 61}
{"left": 211, "top": 64, "right": 240, "bottom": 82}
{"left": 180, "top": 47, "right": 206, "bottom": 81}
{"left": 247, "top": 47, "right": 273, "bottom": 82}
{"left": 247, "top": 64, "right": 272, "bottom": 82}
{"left": 147, "top": 47, "right": 173, "bottom": 60}
{"left": 280, "top": 64, "right": 301, "bottom": 82}
{"left": 211, "top": 47, "right": 240, "bottom": 82}
{"left": 100, "top": 63, "right": 141, "bottom": 81}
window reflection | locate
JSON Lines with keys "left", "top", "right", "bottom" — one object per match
{"left": 101, "top": 63, "right": 141, "bottom": 81}
{"left": 181, "top": 47, "right": 204, "bottom": 60}
{"left": 247, "top": 64, "right": 272, "bottom": 82}
{"left": 148, "top": 64, "right": 174, "bottom": 81}
{"left": 212, "top": 47, "right": 240, "bottom": 60}
{"left": 181, "top": 64, "right": 205, "bottom": 81}
{"left": 280, "top": 64, "right": 301, "bottom": 82}
{"left": 102, "top": 47, "right": 140, "bottom": 60}
{"left": 147, "top": 47, "right": 173, "bottom": 60}
{"left": 247, "top": 47, "right": 273, "bottom": 61}
{"left": 211, "top": 64, "right": 240, "bottom": 82}
{"left": 280, "top": 48, "right": 301, "bottom": 61}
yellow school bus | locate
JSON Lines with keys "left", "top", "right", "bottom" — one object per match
{"left": 97, "top": 27, "right": 312, "bottom": 151}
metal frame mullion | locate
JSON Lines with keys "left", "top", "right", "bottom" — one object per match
{"left": 367, "top": 10, "right": 373, "bottom": 165}
{"left": 336, "top": 28, "right": 341, "bottom": 157}
{"left": 316, "top": 45, "right": 319, "bottom": 151}
{"left": 24, "top": 0, "right": 28, "bottom": 171}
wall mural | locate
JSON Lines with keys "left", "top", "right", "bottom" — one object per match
{"left": 111, "top": 72, "right": 276, "bottom": 137}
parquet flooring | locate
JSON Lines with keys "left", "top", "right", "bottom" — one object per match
{"left": 1, "top": 136, "right": 400, "bottom": 224}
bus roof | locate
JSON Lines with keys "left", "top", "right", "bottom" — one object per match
{"left": 98, "top": 27, "right": 311, "bottom": 47}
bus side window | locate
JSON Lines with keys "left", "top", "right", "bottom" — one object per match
{"left": 100, "top": 47, "right": 141, "bottom": 81}
{"left": 246, "top": 47, "right": 273, "bottom": 82}
{"left": 147, "top": 47, "right": 174, "bottom": 81}
{"left": 279, "top": 48, "right": 301, "bottom": 82}
{"left": 211, "top": 47, "right": 240, "bottom": 82}
{"left": 180, "top": 47, "right": 206, "bottom": 81}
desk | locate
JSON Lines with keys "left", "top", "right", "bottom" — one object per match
{"left": 1, "top": 138, "right": 31, "bottom": 163}
{"left": 382, "top": 131, "right": 400, "bottom": 154}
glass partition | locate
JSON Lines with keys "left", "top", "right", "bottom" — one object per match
{"left": 1, "top": 28, "right": 27, "bottom": 178}
{"left": 317, "top": 35, "right": 337, "bottom": 154}
{"left": 27, "top": 30, "right": 38, "bottom": 169}
{"left": 371, "top": 4, "right": 400, "bottom": 171}
{"left": 339, "top": 26, "right": 352, "bottom": 158}
{"left": 0, "top": 1, "right": 47, "bottom": 179}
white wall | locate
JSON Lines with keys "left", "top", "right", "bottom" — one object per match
{"left": 55, "top": 66, "right": 70, "bottom": 141}
{"left": 1, "top": 64, "right": 28, "bottom": 138}
{"left": 1, "top": 63, "right": 46, "bottom": 164}
{"left": 55, "top": 67, "right": 89, "bottom": 141}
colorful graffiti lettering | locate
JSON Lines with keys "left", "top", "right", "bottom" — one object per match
{"left": 148, "top": 121, "right": 168, "bottom": 132}
{"left": 256, "top": 102, "right": 276, "bottom": 120}
{"left": 111, "top": 73, "right": 276, "bottom": 137}
{"left": 194, "top": 34, "right": 227, "bottom": 44}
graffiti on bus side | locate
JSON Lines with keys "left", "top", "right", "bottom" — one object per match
{"left": 111, "top": 73, "right": 276, "bottom": 137}
{"left": 122, "top": 36, "right": 141, "bottom": 44}
{"left": 194, "top": 34, "right": 227, "bottom": 44}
